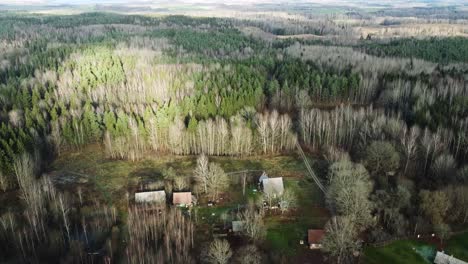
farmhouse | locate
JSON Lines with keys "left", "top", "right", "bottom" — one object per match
{"left": 262, "top": 177, "right": 284, "bottom": 197}
{"left": 135, "top": 190, "right": 166, "bottom": 204}
{"left": 308, "top": 229, "right": 325, "bottom": 249}
{"left": 172, "top": 192, "right": 192, "bottom": 206}
{"left": 434, "top": 251, "right": 468, "bottom": 264}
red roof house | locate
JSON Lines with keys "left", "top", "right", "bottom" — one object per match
{"left": 172, "top": 192, "right": 192, "bottom": 206}
{"left": 308, "top": 229, "right": 325, "bottom": 249}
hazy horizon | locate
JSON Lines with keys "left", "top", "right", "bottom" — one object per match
{"left": 0, "top": 0, "right": 466, "bottom": 7}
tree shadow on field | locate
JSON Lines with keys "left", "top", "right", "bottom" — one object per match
{"left": 129, "top": 167, "right": 164, "bottom": 182}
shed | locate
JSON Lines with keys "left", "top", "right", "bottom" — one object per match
{"left": 434, "top": 251, "right": 468, "bottom": 264}
{"left": 232, "top": 221, "right": 245, "bottom": 232}
{"left": 172, "top": 192, "right": 192, "bottom": 205}
{"left": 308, "top": 229, "right": 325, "bottom": 249}
{"left": 135, "top": 190, "right": 166, "bottom": 204}
{"left": 258, "top": 172, "right": 269, "bottom": 183}
{"left": 262, "top": 177, "right": 284, "bottom": 197}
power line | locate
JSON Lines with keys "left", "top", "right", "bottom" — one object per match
{"left": 295, "top": 141, "right": 326, "bottom": 193}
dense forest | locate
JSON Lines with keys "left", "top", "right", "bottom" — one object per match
{"left": 0, "top": 6, "right": 467, "bottom": 264}
{"left": 358, "top": 37, "right": 468, "bottom": 64}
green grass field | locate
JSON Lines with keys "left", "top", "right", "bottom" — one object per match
{"left": 363, "top": 230, "right": 468, "bottom": 264}
{"left": 363, "top": 240, "right": 435, "bottom": 264}
{"left": 446, "top": 232, "right": 468, "bottom": 261}
{"left": 265, "top": 178, "right": 328, "bottom": 255}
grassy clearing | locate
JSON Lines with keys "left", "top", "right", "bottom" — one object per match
{"left": 50, "top": 144, "right": 329, "bottom": 256}
{"left": 363, "top": 240, "right": 435, "bottom": 264}
{"left": 363, "top": 231, "right": 468, "bottom": 264}
{"left": 265, "top": 178, "right": 328, "bottom": 255}
{"left": 446, "top": 231, "right": 468, "bottom": 261}
{"left": 50, "top": 144, "right": 313, "bottom": 205}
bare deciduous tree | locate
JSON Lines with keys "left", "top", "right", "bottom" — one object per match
{"left": 322, "top": 216, "right": 361, "bottom": 264}
{"left": 444, "top": 185, "right": 468, "bottom": 223}
{"left": 204, "top": 239, "right": 232, "bottom": 264}
{"left": 240, "top": 206, "right": 266, "bottom": 242}
{"left": 233, "top": 244, "right": 262, "bottom": 264}
{"left": 57, "top": 194, "right": 71, "bottom": 242}
{"left": 401, "top": 126, "right": 420, "bottom": 176}
{"left": 279, "top": 189, "right": 297, "bottom": 214}
{"left": 0, "top": 169, "right": 8, "bottom": 192}
{"left": 173, "top": 177, "right": 189, "bottom": 191}
{"left": 419, "top": 190, "right": 450, "bottom": 225}
{"left": 326, "top": 160, "right": 374, "bottom": 230}
{"left": 194, "top": 154, "right": 209, "bottom": 193}
{"left": 207, "top": 163, "right": 229, "bottom": 200}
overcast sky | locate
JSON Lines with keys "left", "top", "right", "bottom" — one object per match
{"left": 0, "top": 0, "right": 463, "bottom": 6}
{"left": 0, "top": 0, "right": 450, "bottom": 5}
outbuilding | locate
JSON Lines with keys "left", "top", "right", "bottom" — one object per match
{"left": 172, "top": 192, "right": 192, "bottom": 206}
{"left": 232, "top": 221, "right": 245, "bottom": 233}
{"left": 135, "top": 190, "right": 166, "bottom": 204}
{"left": 308, "top": 229, "right": 325, "bottom": 249}
{"left": 262, "top": 177, "right": 284, "bottom": 197}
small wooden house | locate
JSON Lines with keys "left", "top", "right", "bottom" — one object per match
{"left": 135, "top": 190, "right": 166, "bottom": 204}
{"left": 262, "top": 177, "right": 284, "bottom": 197}
{"left": 308, "top": 229, "right": 325, "bottom": 249}
{"left": 172, "top": 192, "right": 192, "bottom": 206}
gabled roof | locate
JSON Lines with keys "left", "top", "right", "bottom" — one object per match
{"left": 262, "top": 177, "right": 284, "bottom": 196}
{"left": 308, "top": 229, "right": 325, "bottom": 244}
{"left": 135, "top": 190, "right": 166, "bottom": 203}
{"left": 232, "top": 221, "right": 245, "bottom": 232}
{"left": 434, "top": 251, "right": 468, "bottom": 264}
{"left": 259, "top": 172, "right": 269, "bottom": 183}
{"left": 172, "top": 192, "right": 192, "bottom": 205}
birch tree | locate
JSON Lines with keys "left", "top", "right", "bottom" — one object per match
{"left": 230, "top": 115, "right": 252, "bottom": 156}
{"left": 256, "top": 113, "right": 269, "bottom": 154}
{"left": 207, "top": 163, "right": 229, "bottom": 200}
{"left": 0, "top": 170, "right": 7, "bottom": 192}
{"left": 168, "top": 118, "right": 188, "bottom": 155}
{"left": 57, "top": 194, "right": 71, "bottom": 242}
{"left": 401, "top": 126, "right": 420, "bottom": 176}
{"left": 194, "top": 154, "right": 209, "bottom": 193}
{"left": 269, "top": 110, "right": 280, "bottom": 153}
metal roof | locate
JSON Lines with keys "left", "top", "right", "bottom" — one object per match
{"left": 172, "top": 192, "right": 192, "bottom": 205}
{"left": 135, "top": 190, "right": 166, "bottom": 203}
{"left": 262, "top": 177, "right": 284, "bottom": 196}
